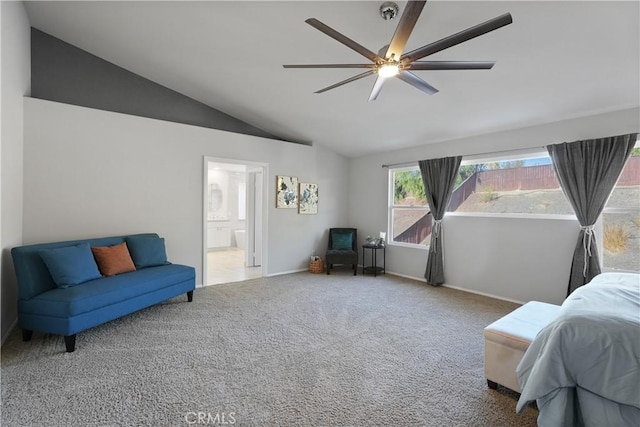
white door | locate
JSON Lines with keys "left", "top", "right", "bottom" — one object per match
{"left": 247, "top": 169, "right": 263, "bottom": 267}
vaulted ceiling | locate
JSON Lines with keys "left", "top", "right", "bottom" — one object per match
{"left": 25, "top": 1, "right": 640, "bottom": 158}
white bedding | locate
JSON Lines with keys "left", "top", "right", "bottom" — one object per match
{"left": 516, "top": 272, "right": 640, "bottom": 427}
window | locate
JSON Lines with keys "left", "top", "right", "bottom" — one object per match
{"left": 387, "top": 147, "right": 639, "bottom": 270}
{"left": 389, "top": 168, "right": 431, "bottom": 246}
{"left": 388, "top": 152, "right": 574, "bottom": 247}
{"left": 602, "top": 146, "right": 640, "bottom": 272}
{"left": 453, "top": 155, "right": 573, "bottom": 215}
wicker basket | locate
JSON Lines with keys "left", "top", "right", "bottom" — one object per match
{"left": 309, "top": 259, "right": 325, "bottom": 274}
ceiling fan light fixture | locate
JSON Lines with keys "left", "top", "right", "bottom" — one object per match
{"left": 378, "top": 63, "right": 400, "bottom": 78}
{"left": 284, "top": 2, "right": 513, "bottom": 99}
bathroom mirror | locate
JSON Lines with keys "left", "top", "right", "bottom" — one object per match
{"left": 209, "top": 183, "right": 223, "bottom": 212}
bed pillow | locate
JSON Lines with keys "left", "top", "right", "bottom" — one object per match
{"left": 39, "top": 243, "right": 102, "bottom": 288}
{"left": 332, "top": 231, "right": 354, "bottom": 250}
{"left": 125, "top": 236, "right": 169, "bottom": 268}
{"left": 91, "top": 242, "right": 136, "bottom": 277}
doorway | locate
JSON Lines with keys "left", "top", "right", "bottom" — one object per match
{"left": 203, "top": 157, "right": 268, "bottom": 286}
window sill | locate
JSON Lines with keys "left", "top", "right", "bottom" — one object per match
{"left": 445, "top": 212, "right": 578, "bottom": 221}
{"left": 602, "top": 267, "right": 640, "bottom": 274}
{"left": 387, "top": 242, "right": 430, "bottom": 250}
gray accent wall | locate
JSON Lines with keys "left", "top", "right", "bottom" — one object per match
{"left": 31, "top": 28, "right": 285, "bottom": 141}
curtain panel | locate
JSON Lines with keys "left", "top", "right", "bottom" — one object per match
{"left": 418, "top": 156, "right": 462, "bottom": 285}
{"left": 547, "top": 133, "right": 637, "bottom": 295}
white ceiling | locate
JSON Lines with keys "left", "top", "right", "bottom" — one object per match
{"left": 24, "top": 1, "right": 640, "bottom": 158}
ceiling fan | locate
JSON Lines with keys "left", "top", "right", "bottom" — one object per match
{"left": 283, "top": 1, "right": 512, "bottom": 101}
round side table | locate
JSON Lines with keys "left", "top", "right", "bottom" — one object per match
{"left": 362, "top": 243, "right": 385, "bottom": 276}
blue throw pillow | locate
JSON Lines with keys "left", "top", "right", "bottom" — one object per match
{"left": 39, "top": 243, "right": 102, "bottom": 288}
{"left": 332, "top": 232, "right": 353, "bottom": 250}
{"left": 125, "top": 236, "right": 169, "bottom": 268}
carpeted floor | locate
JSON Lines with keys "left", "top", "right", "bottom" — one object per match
{"left": 1, "top": 272, "right": 538, "bottom": 426}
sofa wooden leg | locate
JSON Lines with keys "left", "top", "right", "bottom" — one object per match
{"left": 327, "top": 265, "right": 331, "bottom": 275}
{"left": 353, "top": 264, "right": 357, "bottom": 276}
{"left": 487, "top": 379, "right": 498, "bottom": 390}
{"left": 64, "top": 334, "right": 76, "bottom": 352}
{"left": 187, "top": 291, "right": 194, "bottom": 302}
{"left": 22, "top": 329, "right": 33, "bottom": 342}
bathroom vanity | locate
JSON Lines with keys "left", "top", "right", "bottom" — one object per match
{"left": 207, "top": 222, "right": 231, "bottom": 249}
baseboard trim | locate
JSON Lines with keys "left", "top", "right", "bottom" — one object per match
{"left": 386, "top": 271, "right": 423, "bottom": 282}
{"left": 1, "top": 319, "right": 18, "bottom": 346}
{"left": 442, "top": 284, "right": 525, "bottom": 305}
{"left": 265, "top": 268, "right": 307, "bottom": 277}
{"left": 386, "top": 271, "right": 525, "bottom": 305}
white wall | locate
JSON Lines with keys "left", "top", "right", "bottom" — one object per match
{"left": 349, "top": 107, "right": 640, "bottom": 305}
{"left": 385, "top": 215, "right": 581, "bottom": 304}
{"left": 23, "top": 98, "right": 349, "bottom": 284}
{"left": 1, "top": 1, "right": 30, "bottom": 341}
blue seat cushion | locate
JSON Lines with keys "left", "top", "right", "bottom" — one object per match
{"left": 19, "top": 264, "right": 194, "bottom": 318}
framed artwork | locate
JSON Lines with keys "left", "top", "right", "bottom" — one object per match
{"left": 299, "top": 182, "right": 318, "bottom": 214}
{"left": 276, "top": 175, "right": 299, "bottom": 208}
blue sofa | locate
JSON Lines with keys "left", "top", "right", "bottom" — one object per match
{"left": 11, "top": 233, "right": 195, "bottom": 352}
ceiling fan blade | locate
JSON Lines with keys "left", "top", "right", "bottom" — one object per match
{"left": 396, "top": 71, "right": 439, "bottom": 95}
{"left": 283, "top": 64, "right": 376, "bottom": 69}
{"left": 401, "top": 13, "right": 513, "bottom": 63}
{"left": 368, "top": 76, "right": 386, "bottom": 102}
{"left": 315, "top": 70, "right": 377, "bottom": 94}
{"left": 385, "top": 1, "right": 426, "bottom": 60}
{"left": 407, "top": 61, "right": 496, "bottom": 70}
{"left": 305, "top": 18, "right": 383, "bottom": 63}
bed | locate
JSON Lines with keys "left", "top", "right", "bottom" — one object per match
{"left": 516, "top": 272, "right": 640, "bottom": 427}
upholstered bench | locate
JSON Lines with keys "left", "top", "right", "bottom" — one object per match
{"left": 483, "top": 301, "right": 561, "bottom": 392}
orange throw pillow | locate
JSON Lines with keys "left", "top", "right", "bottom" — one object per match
{"left": 91, "top": 242, "right": 136, "bottom": 277}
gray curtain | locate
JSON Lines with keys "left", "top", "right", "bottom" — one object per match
{"left": 419, "top": 156, "right": 462, "bottom": 285}
{"left": 547, "top": 133, "right": 637, "bottom": 295}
